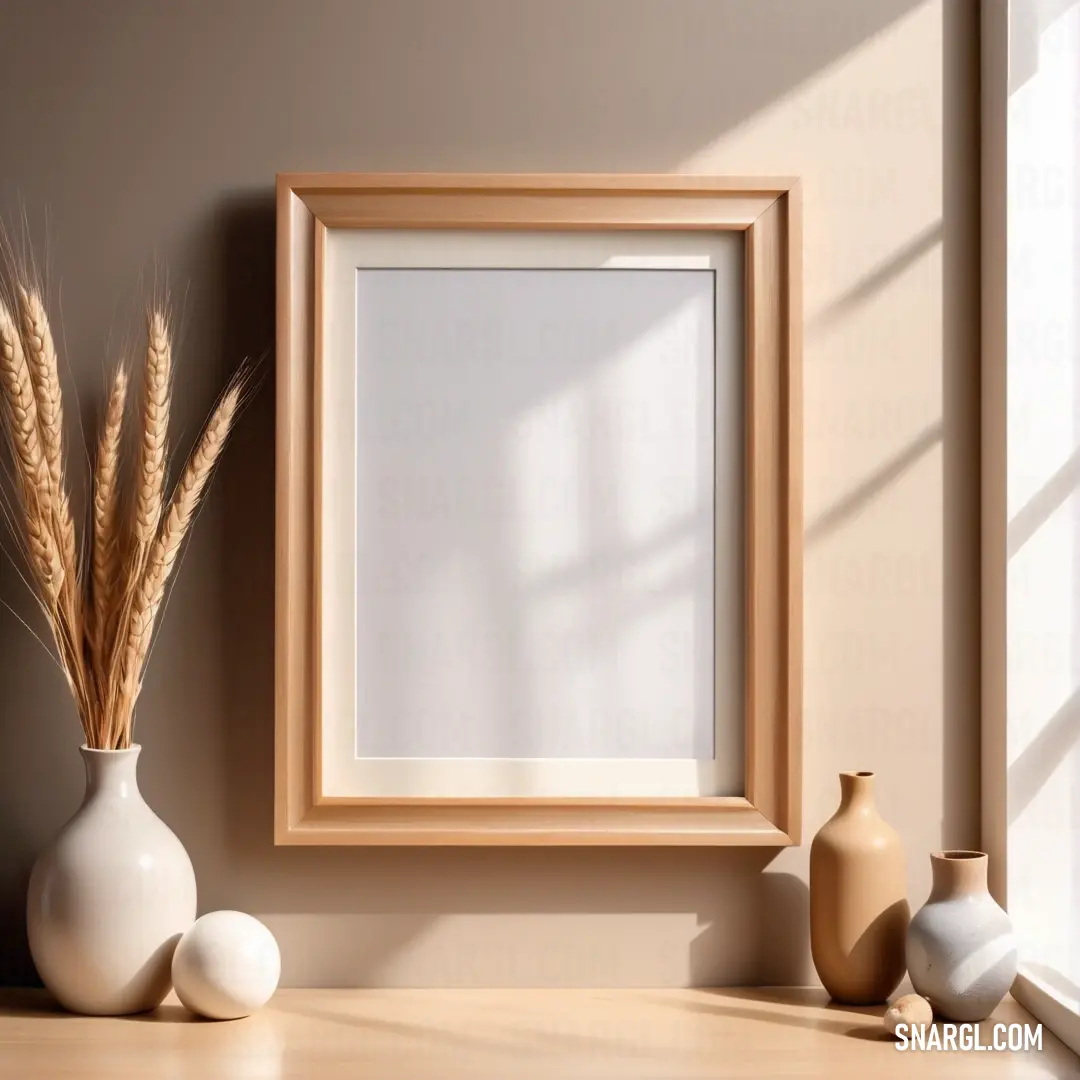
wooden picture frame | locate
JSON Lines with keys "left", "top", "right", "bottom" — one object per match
{"left": 275, "top": 174, "right": 802, "bottom": 846}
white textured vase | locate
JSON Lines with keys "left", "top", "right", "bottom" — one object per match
{"left": 906, "top": 850, "right": 1017, "bottom": 1022}
{"left": 27, "top": 745, "right": 197, "bottom": 1015}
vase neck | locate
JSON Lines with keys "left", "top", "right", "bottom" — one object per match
{"left": 929, "top": 850, "right": 989, "bottom": 900}
{"left": 80, "top": 745, "right": 143, "bottom": 802}
{"left": 837, "top": 771, "right": 877, "bottom": 814}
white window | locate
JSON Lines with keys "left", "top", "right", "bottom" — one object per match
{"left": 988, "top": 0, "right": 1080, "bottom": 1054}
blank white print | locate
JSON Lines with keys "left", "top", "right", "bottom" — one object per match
{"left": 353, "top": 266, "right": 734, "bottom": 761}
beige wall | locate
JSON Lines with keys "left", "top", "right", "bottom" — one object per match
{"left": 0, "top": 0, "right": 979, "bottom": 987}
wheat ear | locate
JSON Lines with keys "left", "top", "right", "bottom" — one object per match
{"left": 113, "top": 380, "right": 241, "bottom": 731}
{"left": 132, "top": 310, "right": 171, "bottom": 549}
{"left": 0, "top": 304, "right": 64, "bottom": 599}
{"left": 91, "top": 365, "right": 127, "bottom": 661}
{"left": 19, "top": 288, "right": 65, "bottom": 489}
{"left": 18, "top": 287, "right": 78, "bottom": 581}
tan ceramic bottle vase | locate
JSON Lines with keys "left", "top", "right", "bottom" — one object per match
{"left": 810, "top": 771, "right": 909, "bottom": 1004}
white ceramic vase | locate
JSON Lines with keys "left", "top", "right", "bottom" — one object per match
{"left": 27, "top": 745, "right": 197, "bottom": 1015}
{"left": 906, "top": 850, "right": 1017, "bottom": 1022}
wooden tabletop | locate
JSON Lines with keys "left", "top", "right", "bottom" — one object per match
{"left": 0, "top": 987, "right": 1076, "bottom": 1078}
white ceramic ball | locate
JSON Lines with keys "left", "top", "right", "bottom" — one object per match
{"left": 172, "top": 911, "right": 281, "bottom": 1020}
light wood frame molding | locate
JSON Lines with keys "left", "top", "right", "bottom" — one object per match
{"left": 275, "top": 173, "right": 802, "bottom": 846}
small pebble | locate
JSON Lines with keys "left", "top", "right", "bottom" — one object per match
{"left": 884, "top": 993, "right": 934, "bottom": 1036}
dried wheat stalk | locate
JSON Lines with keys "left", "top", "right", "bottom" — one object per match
{"left": 0, "top": 279, "right": 246, "bottom": 749}
{"left": 111, "top": 381, "right": 241, "bottom": 732}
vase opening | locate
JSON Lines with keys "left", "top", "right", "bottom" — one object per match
{"left": 79, "top": 744, "right": 143, "bottom": 800}
{"left": 929, "top": 850, "right": 989, "bottom": 898}
{"left": 837, "top": 770, "right": 876, "bottom": 811}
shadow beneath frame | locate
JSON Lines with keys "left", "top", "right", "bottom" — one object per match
{"left": 214, "top": 192, "right": 278, "bottom": 867}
